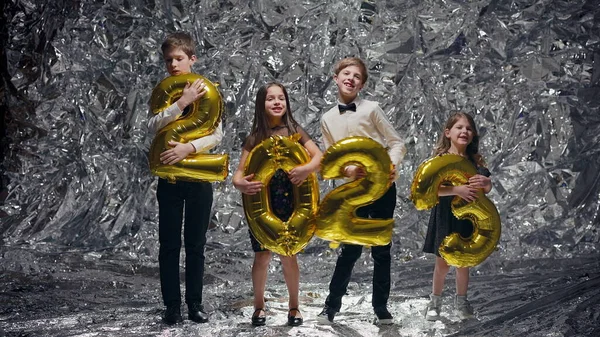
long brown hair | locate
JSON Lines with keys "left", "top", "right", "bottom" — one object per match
{"left": 433, "top": 112, "right": 485, "bottom": 167}
{"left": 250, "top": 82, "right": 300, "bottom": 143}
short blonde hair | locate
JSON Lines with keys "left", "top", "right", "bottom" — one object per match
{"left": 161, "top": 32, "right": 196, "bottom": 58}
{"left": 334, "top": 57, "right": 368, "bottom": 84}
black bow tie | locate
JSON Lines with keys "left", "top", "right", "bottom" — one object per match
{"left": 338, "top": 103, "right": 357, "bottom": 113}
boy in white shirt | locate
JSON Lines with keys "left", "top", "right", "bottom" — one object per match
{"left": 318, "top": 57, "right": 406, "bottom": 325}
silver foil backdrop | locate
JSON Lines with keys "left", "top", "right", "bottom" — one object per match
{"left": 2, "top": 0, "right": 598, "bottom": 260}
{"left": 1, "top": 0, "right": 600, "bottom": 336}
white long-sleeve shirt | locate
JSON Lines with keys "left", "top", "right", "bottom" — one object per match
{"left": 320, "top": 97, "right": 406, "bottom": 170}
{"left": 147, "top": 103, "right": 223, "bottom": 153}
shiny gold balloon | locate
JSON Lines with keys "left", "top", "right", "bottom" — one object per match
{"left": 242, "top": 135, "right": 319, "bottom": 256}
{"left": 315, "top": 137, "right": 393, "bottom": 246}
{"left": 410, "top": 154, "right": 501, "bottom": 267}
{"left": 149, "top": 74, "right": 229, "bottom": 182}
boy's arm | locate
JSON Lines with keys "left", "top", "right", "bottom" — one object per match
{"left": 189, "top": 122, "right": 224, "bottom": 153}
{"left": 147, "top": 79, "right": 207, "bottom": 133}
{"left": 147, "top": 103, "right": 182, "bottom": 133}
{"left": 372, "top": 105, "right": 407, "bottom": 168}
{"left": 319, "top": 119, "right": 334, "bottom": 150}
{"left": 320, "top": 115, "right": 364, "bottom": 178}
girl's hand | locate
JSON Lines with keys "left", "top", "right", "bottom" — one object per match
{"left": 160, "top": 141, "right": 195, "bottom": 165}
{"left": 455, "top": 185, "right": 479, "bottom": 202}
{"left": 177, "top": 79, "right": 206, "bottom": 110}
{"left": 289, "top": 165, "right": 311, "bottom": 185}
{"left": 344, "top": 165, "right": 367, "bottom": 179}
{"left": 234, "top": 174, "right": 263, "bottom": 195}
{"left": 469, "top": 174, "right": 491, "bottom": 190}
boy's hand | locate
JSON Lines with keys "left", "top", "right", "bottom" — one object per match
{"left": 468, "top": 174, "right": 491, "bottom": 190}
{"left": 176, "top": 79, "right": 207, "bottom": 110}
{"left": 343, "top": 165, "right": 367, "bottom": 179}
{"left": 160, "top": 141, "right": 195, "bottom": 165}
{"left": 289, "top": 165, "right": 311, "bottom": 185}
{"left": 455, "top": 185, "right": 479, "bottom": 202}
{"left": 234, "top": 174, "right": 263, "bottom": 195}
{"left": 389, "top": 165, "right": 396, "bottom": 183}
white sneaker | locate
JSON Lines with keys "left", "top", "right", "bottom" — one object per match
{"left": 455, "top": 295, "right": 474, "bottom": 319}
{"left": 425, "top": 294, "right": 442, "bottom": 321}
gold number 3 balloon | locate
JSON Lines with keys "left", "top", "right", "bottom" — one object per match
{"left": 149, "top": 74, "right": 229, "bottom": 182}
{"left": 242, "top": 135, "right": 319, "bottom": 256}
{"left": 315, "top": 137, "right": 393, "bottom": 246}
{"left": 410, "top": 154, "right": 501, "bottom": 267}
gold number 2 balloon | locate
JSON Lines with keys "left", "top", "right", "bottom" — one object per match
{"left": 242, "top": 135, "right": 319, "bottom": 256}
{"left": 149, "top": 74, "right": 229, "bottom": 182}
{"left": 315, "top": 137, "right": 393, "bottom": 246}
{"left": 410, "top": 154, "right": 501, "bottom": 267}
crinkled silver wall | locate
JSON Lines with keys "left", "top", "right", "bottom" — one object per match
{"left": 1, "top": 0, "right": 599, "bottom": 262}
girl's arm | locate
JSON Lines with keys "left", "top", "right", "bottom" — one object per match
{"left": 438, "top": 185, "right": 479, "bottom": 203}
{"left": 233, "top": 149, "right": 263, "bottom": 195}
{"left": 469, "top": 174, "right": 492, "bottom": 193}
{"left": 288, "top": 140, "right": 323, "bottom": 185}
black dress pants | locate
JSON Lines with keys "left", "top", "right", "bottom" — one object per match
{"left": 157, "top": 178, "right": 213, "bottom": 307}
{"left": 325, "top": 183, "right": 397, "bottom": 311}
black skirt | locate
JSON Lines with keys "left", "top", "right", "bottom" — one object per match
{"left": 249, "top": 169, "right": 294, "bottom": 252}
{"left": 422, "top": 166, "right": 491, "bottom": 256}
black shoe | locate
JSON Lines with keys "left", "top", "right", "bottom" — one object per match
{"left": 251, "top": 308, "right": 266, "bottom": 326}
{"left": 188, "top": 302, "right": 209, "bottom": 323}
{"left": 374, "top": 306, "right": 394, "bottom": 325}
{"left": 317, "top": 305, "right": 336, "bottom": 324}
{"left": 163, "top": 305, "right": 183, "bottom": 325}
{"left": 287, "top": 308, "right": 303, "bottom": 326}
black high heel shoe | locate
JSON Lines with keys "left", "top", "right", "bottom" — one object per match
{"left": 287, "top": 308, "right": 303, "bottom": 326}
{"left": 251, "top": 308, "right": 266, "bottom": 326}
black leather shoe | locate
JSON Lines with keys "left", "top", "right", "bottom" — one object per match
{"left": 374, "top": 306, "right": 394, "bottom": 325}
{"left": 188, "top": 302, "right": 209, "bottom": 323}
{"left": 287, "top": 308, "right": 303, "bottom": 326}
{"left": 317, "top": 305, "right": 336, "bottom": 324}
{"left": 163, "top": 305, "right": 183, "bottom": 325}
{"left": 251, "top": 308, "right": 266, "bottom": 326}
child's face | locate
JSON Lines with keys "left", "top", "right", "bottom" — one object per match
{"left": 445, "top": 117, "right": 474, "bottom": 148}
{"left": 334, "top": 65, "right": 365, "bottom": 100}
{"left": 264, "top": 86, "right": 287, "bottom": 120}
{"left": 163, "top": 47, "right": 197, "bottom": 76}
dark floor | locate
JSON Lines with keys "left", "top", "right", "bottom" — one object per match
{"left": 1, "top": 242, "right": 599, "bottom": 337}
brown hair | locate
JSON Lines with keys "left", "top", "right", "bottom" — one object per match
{"left": 161, "top": 32, "right": 196, "bottom": 58}
{"left": 334, "top": 57, "right": 368, "bottom": 84}
{"left": 249, "top": 83, "right": 300, "bottom": 144}
{"left": 433, "top": 112, "right": 486, "bottom": 167}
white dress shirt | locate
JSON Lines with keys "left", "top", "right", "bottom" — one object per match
{"left": 147, "top": 103, "right": 223, "bottom": 153}
{"left": 320, "top": 97, "right": 406, "bottom": 170}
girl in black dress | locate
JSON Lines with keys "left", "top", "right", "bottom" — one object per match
{"left": 232, "top": 83, "right": 322, "bottom": 326}
{"left": 422, "top": 113, "right": 492, "bottom": 321}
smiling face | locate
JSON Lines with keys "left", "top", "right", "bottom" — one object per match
{"left": 445, "top": 116, "right": 475, "bottom": 154}
{"left": 264, "top": 85, "right": 287, "bottom": 124}
{"left": 163, "top": 47, "right": 196, "bottom": 76}
{"left": 334, "top": 65, "right": 365, "bottom": 103}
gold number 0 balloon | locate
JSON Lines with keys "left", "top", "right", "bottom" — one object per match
{"left": 242, "top": 135, "right": 319, "bottom": 256}
{"left": 315, "top": 137, "right": 393, "bottom": 246}
{"left": 410, "top": 154, "right": 501, "bottom": 267}
{"left": 149, "top": 74, "right": 229, "bottom": 182}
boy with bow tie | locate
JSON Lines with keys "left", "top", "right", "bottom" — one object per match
{"left": 318, "top": 57, "right": 406, "bottom": 325}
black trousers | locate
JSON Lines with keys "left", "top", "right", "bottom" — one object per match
{"left": 325, "top": 183, "right": 397, "bottom": 311}
{"left": 157, "top": 178, "right": 213, "bottom": 307}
